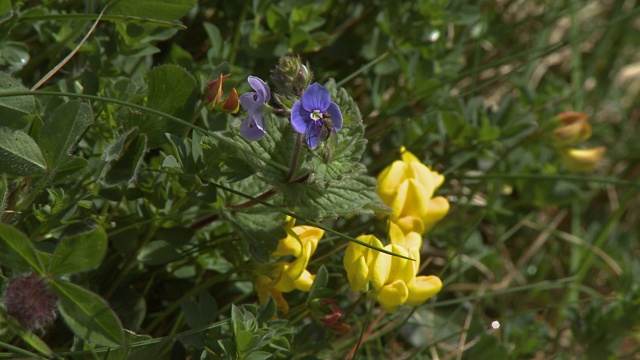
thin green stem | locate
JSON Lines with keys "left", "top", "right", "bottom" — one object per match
{"left": 18, "top": 13, "right": 187, "bottom": 29}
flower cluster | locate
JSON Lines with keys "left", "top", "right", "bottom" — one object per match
{"left": 253, "top": 216, "right": 324, "bottom": 313}
{"left": 343, "top": 223, "right": 442, "bottom": 313}
{"left": 377, "top": 146, "right": 449, "bottom": 235}
{"left": 237, "top": 56, "right": 343, "bottom": 150}
{"left": 551, "top": 111, "right": 606, "bottom": 171}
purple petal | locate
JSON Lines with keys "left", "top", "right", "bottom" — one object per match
{"left": 239, "top": 113, "right": 266, "bottom": 141}
{"left": 247, "top": 76, "right": 270, "bottom": 103}
{"left": 291, "top": 100, "right": 312, "bottom": 134}
{"left": 301, "top": 83, "right": 330, "bottom": 112}
{"left": 326, "top": 101, "right": 343, "bottom": 131}
{"left": 239, "top": 92, "right": 262, "bottom": 113}
{"left": 305, "top": 121, "right": 322, "bottom": 149}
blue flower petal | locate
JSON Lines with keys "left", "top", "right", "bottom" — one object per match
{"left": 326, "top": 101, "right": 343, "bottom": 131}
{"left": 305, "top": 121, "right": 322, "bottom": 149}
{"left": 240, "top": 93, "right": 264, "bottom": 113}
{"left": 301, "top": 83, "right": 330, "bottom": 112}
{"left": 291, "top": 100, "right": 311, "bottom": 134}
{"left": 240, "top": 113, "right": 266, "bottom": 141}
{"left": 247, "top": 76, "right": 270, "bottom": 103}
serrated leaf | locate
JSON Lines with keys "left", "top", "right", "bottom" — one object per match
{"left": 0, "top": 223, "right": 44, "bottom": 274}
{"left": 136, "top": 65, "right": 198, "bottom": 147}
{"left": 39, "top": 101, "right": 93, "bottom": 172}
{"left": 107, "top": 0, "right": 196, "bottom": 22}
{"left": 48, "top": 227, "right": 108, "bottom": 276}
{"left": 287, "top": 174, "right": 390, "bottom": 219}
{"left": 0, "top": 73, "right": 35, "bottom": 129}
{"left": 0, "top": 127, "right": 46, "bottom": 176}
{"left": 52, "top": 280, "right": 124, "bottom": 347}
{"left": 103, "top": 132, "right": 147, "bottom": 185}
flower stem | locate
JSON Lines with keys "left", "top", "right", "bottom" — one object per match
{"left": 285, "top": 133, "right": 303, "bottom": 182}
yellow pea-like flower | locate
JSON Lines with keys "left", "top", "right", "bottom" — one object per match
{"left": 343, "top": 234, "right": 383, "bottom": 293}
{"left": 253, "top": 216, "right": 324, "bottom": 313}
{"left": 377, "top": 146, "right": 449, "bottom": 234}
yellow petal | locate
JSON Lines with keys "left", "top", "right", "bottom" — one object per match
{"left": 393, "top": 216, "right": 425, "bottom": 235}
{"left": 376, "top": 279, "right": 409, "bottom": 313}
{"left": 406, "top": 275, "right": 442, "bottom": 306}
{"left": 294, "top": 225, "right": 323, "bottom": 253}
{"left": 371, "top": 244, "right": 393, "bottom": 291}
{"left": 389, "top": 222, "right": 422, "bottom": 250}
{"left": 421, "top": 196, "right": 450, "bottom": 233}
{"left": 400, "top": 179, "right": 431, "bottom": 219}
{"left": 273, "top": 233, "right": 302, "bottom": 257}
{"left": 293, "top": 269, "right": 315, "bottom": 291}
{"left": 377, "top": 160, "right": 408, "bottom": 205}
{"left": 254, "top": 274, "right": 276, "bottom": 304}
{"left": 561, "top": 146, "right": 606, "bottom": 171}
{"left": 343, "top": 235, "right": 383, "bottom": 292}
{"left": 270, "top": 289, "right": 290, "bottom": 314}
{"left": 346, "top": 256, "right": 370, "bottom": 292}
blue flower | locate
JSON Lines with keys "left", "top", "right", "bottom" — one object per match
{"left": 291, "top": 83, "right": 343, "bottom": 149}
{"left": 239, "top": 76, "right": 271, "bottom": 141}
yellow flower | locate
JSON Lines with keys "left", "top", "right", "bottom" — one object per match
{"left": 551, "top": 111, "right": 592, "bottom": 145}
{"left": 377, "top": 146, "right": 449, "bottom": 234}
{"left": 560, "top": 146, "right": 606, "bottom": 172}
{"left": 343, "top": 234, "right": 383, "bottom": 293}
{"left": 343, "top": 223, "right": 442, "bottom": 313}
{"left": 253, "top": 216, "right": 324, "bottom": 313}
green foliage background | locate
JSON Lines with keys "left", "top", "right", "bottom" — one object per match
{"left": 1, "top": 0, "right": 640, "bottom": 358}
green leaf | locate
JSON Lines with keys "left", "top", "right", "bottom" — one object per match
{"left": 51, "top": 280, "right": 124, "bottom": 347}
{"left": 0, "top": 223, "right": 44, "bottom": 274}
{"left": 16, "top": 328, "right": 53, "bottom": 357}
{"left": 48, "top": 227, "right": 108, "bottom": 276}
{"left": 243, "top": 351, "right": 272, "bottom": 360}
{"left": 103, "top": 132, "right": 147, "bottom": 186}
{"left": 287, "top": 173, "right": 389, "bottom": 219}
{"left": 107, "top": 0, "right": 196, "bottom": 22}
{"left": 307, "top": 265, "right": 329, "bottom": 301}
{"left": 0, "top": 127, "right": 46, "bottom": 176}
{"left": 256, "top": 296, "right": 276, "bottom": 326}
{"left": 137, "top": 240, "right": 181, "bottom": 265}
{"left": 0, "top": 73, "right": 35, "bottom": 129}
{"left": 136, "top": 64, "right": 198, "bottom": 147}
{"left": 38, "top": 101, "right": 93, "bottom": 172}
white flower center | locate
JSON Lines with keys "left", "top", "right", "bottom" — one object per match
{"left": 311, "top": 110, "right": 323, "bottom": 121}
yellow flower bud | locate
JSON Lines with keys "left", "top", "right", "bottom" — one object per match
{"left": 551, "top": 111, "right": 592, "bottom": 145}
{"left": 560, "top": 146, "right": 606, "bottom": 171}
